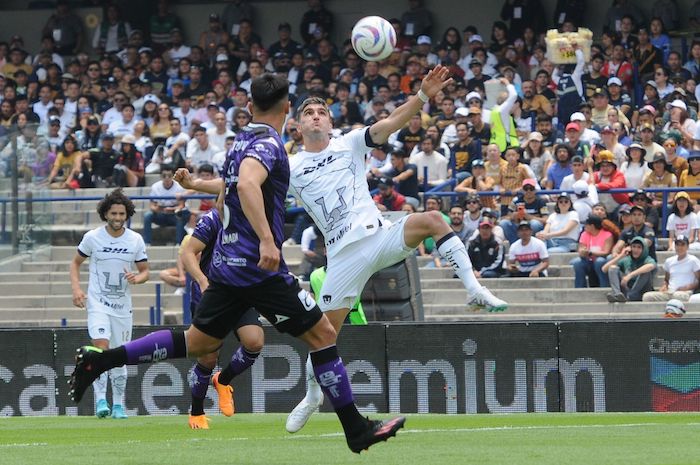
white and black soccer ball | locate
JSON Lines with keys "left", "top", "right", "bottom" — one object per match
{"left": 351, "top": 16, "right": 397, "bottom": 62}
{"left": 664, "top": 299, "right": 686, "bottom": 318}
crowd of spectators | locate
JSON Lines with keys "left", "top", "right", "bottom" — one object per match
{"left": 2, "top": 0, "right": 700, "bottom": 305}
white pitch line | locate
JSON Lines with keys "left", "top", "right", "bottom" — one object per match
{"left": 294, "top": 421, "right": 700, "bottom": 439}
{"left": 3, "top": 422, "right": 700, "bottom": 448}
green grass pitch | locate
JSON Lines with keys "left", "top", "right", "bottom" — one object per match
{"left": 2, "top": 413, "right": 700, "bottom": 465}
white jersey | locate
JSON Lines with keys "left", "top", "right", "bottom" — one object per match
{"left": 77, "top": 226, "right": 148, "bottom": 317}
{"left": 289, "top": 127, "right": 383, "bottom": 257}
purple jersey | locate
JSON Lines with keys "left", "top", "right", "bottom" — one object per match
{"left": 190, "top": 209, "right": 221, "bottom": 305}
{"left": 208, "top": 123, "right": 292, "bottom": 287}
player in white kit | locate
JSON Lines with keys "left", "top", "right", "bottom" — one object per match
{"left": 70, "top": 189, "right": 149, "bottom": 419}
{"left": 286, "top": 65, "right": 508, "bottom": 432}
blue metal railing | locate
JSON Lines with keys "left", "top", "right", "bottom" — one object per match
{"left": 3, "top": 187, "right": 699, "bottom": 324}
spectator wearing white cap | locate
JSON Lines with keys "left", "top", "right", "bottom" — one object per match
{"left": 571, "top": 179, "right": 599, "bottom": 223}
{"left": 606, "top": 77, "right": 632, "bottom": 116}
{"left": 464, "top": 91, "right": 491, "bottom": 125}
{"left": 457, "top": 34, "right": 499, "bottom": 73}
{"left": 415, "top": 35, "right": 438, "bottom": 66}
{"left": 662, "top": 100, "right": 697, "bottom": 146}
{"left": 569, "top": 111, "right": 601, "bottom": 146}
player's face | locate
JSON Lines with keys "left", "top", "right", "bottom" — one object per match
{"left": 299, "top": 103, "right": 332, "bottom": 137}
{"left": 105, "top": 204, "right": 127, "bottom": 232}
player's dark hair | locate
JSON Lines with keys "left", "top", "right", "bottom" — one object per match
{"left": 250, "top": 73, "right": 289, "bottom": 113}
{"left": 97, "top": 188, "right": 135, "bottom": 221}
{"left": 198, "top": 163, "right": 214, "bottom": 175}
{"left": 297, "top": 96, "right": 329, "bottom": 119}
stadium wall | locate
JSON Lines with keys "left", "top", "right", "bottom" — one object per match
{"left": 1, "top": 321, "right": 699, "bottom": 417}
{"left": 1, "top": 1, "right": 699, "bottom": 60}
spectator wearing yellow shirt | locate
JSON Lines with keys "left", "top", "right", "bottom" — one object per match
{"left": 498, "top": 146, "right": 530, "bottom": 214}
{"left": 484, "top": 143, "right": 507, "bottom": 181}
{"left": 643, "top": 153, "right": 677, "bottom": 207}
{"left": 679, "top": 151, "right": 700, "bottom": 207}
{"left": 47, "top": 136, "right": 81, "bottom": 189}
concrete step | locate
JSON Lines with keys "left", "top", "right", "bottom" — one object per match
{"left": 4, "top": 186, "right": 150, "bottom": 198}
{"left": 424, "top": 276, "right": 664, "bottom": 289}
{"left": 0, "top": 307, "right": 156, "bottom": 327}
{"left": 424, "top": 312, "right": 700, "bottom": 322}
{"left": 419, "top": 266, "right": 576, "bottom": 279}
{"left": 0, "top": 280, "right": 178, "bottom": 295}
{"left": 544, "top": 250, "right": 699, "bottom": 266}
{"left": 421, "top": 288, "right": 611, "bottom": 304}
{"left": 46, "top": 244, "right": 305, "bottom": 263}
{"left": 49, "top": 245, "right": 178, "bottom": 261}
{"left": 423, "top": 301, "right": 698, "bottom": 315}
{"left": 21, "top": 259, "right": 178, "bottom": 273}
{"left": 0, "top": 293, "right": 181, "bottom": 309}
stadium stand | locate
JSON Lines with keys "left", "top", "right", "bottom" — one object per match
{"left": 2, "top": 0, "right": 700, "bottom": 327}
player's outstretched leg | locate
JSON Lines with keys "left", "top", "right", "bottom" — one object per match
{"left": 407, "top": 212, "right": 508, "bottom": 312}
{"left": 309, "top": 344, "right": 405, "bottom": 453}
{"left": 286, "top": 353, "right": 324, "bottom": 433}
{"left": 189, "top": 354, "right": 215, "bottom": 429}
{"left": 69, "top": 329, "right": 191, "bottom": 403}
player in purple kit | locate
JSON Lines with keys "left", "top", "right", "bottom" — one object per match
{"left": 180, "top": 208, "right": 264, "bottom": 429}
{"left": 68, "top": 73, "right": 405, "bottom": 453}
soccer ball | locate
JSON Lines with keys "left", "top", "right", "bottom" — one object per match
{"left": 351, "top": 16, "right": 397, "bottom": 62}
{"left": 664, "top": 299, "right": 686, "bottom": 318}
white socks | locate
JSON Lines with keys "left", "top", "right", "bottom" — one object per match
{"left": 93, "top": 372, "right": 108, "bottom": 403}
{"left": 436, "top": 234, "right": 483, "bottom": 295}
{"left": 110, "top": 366, "right": 127, "bottom": 406}
{"left": 305, "top": 354, "right": 323, "bottom": 403}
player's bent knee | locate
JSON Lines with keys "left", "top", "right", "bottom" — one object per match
{"left": 184, "top": 327, "right": 222, "bottom": 357}
{"left": 302, "top": 316, "right": 337, "bottom": 350}
{"left": 197, "top": 352, "right": 218, "bottom": 369}
{"left": 237, "top": 325, "right": 264, "bottom": 353}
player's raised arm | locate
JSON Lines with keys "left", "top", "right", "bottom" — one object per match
{"left": 368, "top": 64, "right": 453, "bottom": 145}
{"left": 237, "top": 157, "right": 280, "bottom": 272}
{"left": 174, "top": 168, "right": 224, "bottom": 195}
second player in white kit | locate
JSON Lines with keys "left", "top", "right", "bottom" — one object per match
{"left": 70, "top": 189, "right": 149, "bottom": 419}
{"left": 286, "top": 65, "right": 508, "bottom": 433}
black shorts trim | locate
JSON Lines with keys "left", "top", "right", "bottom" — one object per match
{"left": 192, "top": 276, "right": 322, "bottom": 339}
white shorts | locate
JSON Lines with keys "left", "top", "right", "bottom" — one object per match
{"left": 319, "top": 215, "right": 414, "bottom": 312}
{"left": 87, "top": 311, "right": 133, "bottom": 347}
